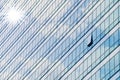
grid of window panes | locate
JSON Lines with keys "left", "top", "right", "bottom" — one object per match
{"left": 64, "top": 28, "right": 120, "bottom": 80}
{"left": 0, "top": 0, "right": 120, "bottom": 80}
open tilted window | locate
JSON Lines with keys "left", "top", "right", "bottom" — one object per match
{"left": 87, "top": 34, "right": 93, "bottom": 47}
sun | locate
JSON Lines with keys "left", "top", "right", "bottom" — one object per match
{"left": 5, "top": 7, "right": 24, "bottom": 24}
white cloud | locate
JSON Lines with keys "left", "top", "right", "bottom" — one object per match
{"left": 41, "top": 23, "right": 70, "bottom": 39}
{"left": 1, "top": 56, "right": 66, "bottom": 80}
{"left": 33, "top": 0, "right": 72, "bottom": 21}
{"left": 42, "top": 59, "right": 67, "bottom": 80}
{"left": 55, "top": 25, "right": 70, "bottom": 38}
{"left": 69, "top": 31, "right": 77, "bottom": 40}
{"left": 25, "top": 57, "right": 66, "bottom": 80}
{"left": 69, "top": 22, "right": 87, "bottom": 40}
{"left": 33, "top": 0, "right": 72, "bottom": 39}
{"left": 0, "top": 56, "right": 24, "bottom": 80}
{"left": 11, "top": 57, "right": 40, "bottom": 80}
{"left": 41, "top": 23, "right": 54, "bottom": 36}
{"left": 52, "top": 1, "right": 72, "bottom": 22}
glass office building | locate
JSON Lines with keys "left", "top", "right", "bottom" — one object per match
{"left": 0, "top": 0, "right": 120, "bottom": 80}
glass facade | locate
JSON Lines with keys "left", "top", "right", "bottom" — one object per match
{"left": 0, "top": 0, "right": 120, "bottom": 80}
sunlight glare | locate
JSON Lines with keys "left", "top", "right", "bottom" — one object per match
{"left": 6, "top": 7, "right": 24, "bottom": 24}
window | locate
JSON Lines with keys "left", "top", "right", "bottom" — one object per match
{"left": 87, "top": 34, "right": 93, "bottom": 47}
